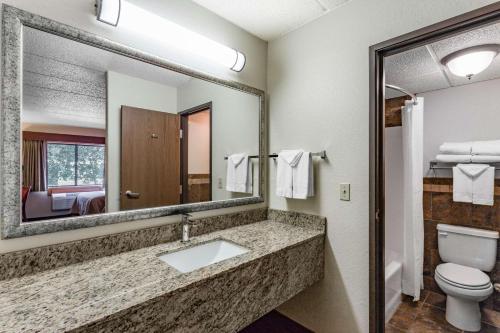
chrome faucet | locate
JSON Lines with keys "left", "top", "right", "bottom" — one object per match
{"left": 181, "top": 213, "right": 193, "bottom": 243}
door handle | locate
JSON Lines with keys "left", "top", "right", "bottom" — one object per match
{"left": 125, "top": 190, "right": 140, "bottom": 199}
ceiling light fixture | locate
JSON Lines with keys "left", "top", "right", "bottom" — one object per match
{"left": 441, "top": 44, "right": 500, "bottom": 80}
{"left": 94, "top": 0, "right": 246, "bottom": 72}
{"left": 96, "top": 0, "right": 121, "bottom": 27}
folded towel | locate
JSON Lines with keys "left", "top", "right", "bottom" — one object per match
{"left": 471, "top": 140, "right": 500, "bottom": 156}
{"left": 471, "top": 155, "right": 500, "bottom": 163}
{"left": 435, "top": 154, "right": 472, "bottom": 163}
{"left": 226, "top": 153, "right": 252, "bottom": 193}
{"left": 276, "top": 150, "right": 303, "bottom": 198}
{"left": 453, "top": 164, "right": 494, "bottom": 206}
{"left": 292, "top": 152, "right": 314, "bottom": 199}
{"left": 439, "top": 142, "right": 472, "bottom": 155}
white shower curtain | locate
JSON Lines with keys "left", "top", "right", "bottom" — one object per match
{"left": 401, "top": 97, "right": 424, "bottom": 301}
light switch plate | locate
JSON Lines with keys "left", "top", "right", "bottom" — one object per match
{"left": 217, "top": 178, "right": 223, "bottom": 189}
{"left": 340, "top": 183, "right": 351, "bottom": 201}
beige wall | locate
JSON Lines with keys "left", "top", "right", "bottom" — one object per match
{"left": 267, "top": 1, "right": 498, "bottom": 332}
{"left": 177, "top": 78, "right": 260, "bottom": 200}
{"left": 22, "top": 124, "right": 105, "bottom": 137}
{"left": 187, "top": 111, "right": 211, "bottom": 175}
{"left": 0, "top": 0, "right": 267, "bottom": 253}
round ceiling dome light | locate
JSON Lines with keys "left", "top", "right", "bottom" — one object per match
{"left": 440, "top": 44, "right": 500, "bottom": 80}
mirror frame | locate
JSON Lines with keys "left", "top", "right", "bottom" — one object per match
{"left": 1, "top": 5, "right": 266, "bottom": 239}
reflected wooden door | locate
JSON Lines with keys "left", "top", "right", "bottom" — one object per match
{"left": 120, "top": 106, "right": 180, "bottom": 210}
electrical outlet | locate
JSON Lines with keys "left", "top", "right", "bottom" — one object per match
{"left": 340, "top": 183, "right": 350, "bottom": 201}
{"left": 217, "top": 178, "right": 223, "bottom": 189}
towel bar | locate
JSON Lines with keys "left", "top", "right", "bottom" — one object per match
{"left": 224, "top": 150, "right": 327, "bottom": 160}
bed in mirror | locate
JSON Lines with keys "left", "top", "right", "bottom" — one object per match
{"left": 2, "top": 5, "right": 265, "bottom": 237}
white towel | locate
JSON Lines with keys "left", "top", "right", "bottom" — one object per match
{"left": 439, "top": 142, "right": 472, "bottom": 155}
{"left": 276, "top": 150, "right": 314, "bottom": 199}
{"left": 292, "top": 152, "right": 314, "bottom": 199}
{"left": 471, "top": 155, "right": 500, "bottom": 163}
{"left": 226, "top": 153, "right": 252, "bottom": 193}
{"left": 471, "top": 140, "right": 500, "bottom": 156}
{"left": 276, "top": 150, "right": 303, "bottom": 198}
{"left": 436, "top": 154, "right": 472, "bottom": 163}
{"left": 453, "top": 164, "right": 494, "bottom": 206}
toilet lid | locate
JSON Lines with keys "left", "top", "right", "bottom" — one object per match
{"left": 435, "top": 263, "right": 490, "bottom": 288}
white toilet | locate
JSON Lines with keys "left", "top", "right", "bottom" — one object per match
{"left": 435, "top": 223, "right": 498, "bottom": 332}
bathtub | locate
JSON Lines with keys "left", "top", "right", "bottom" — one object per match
{"left": 385, "top": 251, "right": 402, "bottom": 323}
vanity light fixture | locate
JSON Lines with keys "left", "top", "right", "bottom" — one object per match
{"left": 441, "top": 44, "right": 500, "bottom": 80}
{"left": 96, "top": 0, "right": 121, "bottom": 26}
{"left": 95, "top": 0, "right": 246, "bottom": 72}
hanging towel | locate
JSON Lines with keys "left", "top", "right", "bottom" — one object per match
{"left": 439, "top": 142, "right": 472, "bottom": 155}
{"left": 276, "top": 150, "right": 303, "bottom": 198}
{"left": 292, "top": 152, "right": 314, "bottom": 199}
{"left": 471, "top": 140, "right": 500, "bottom": 156}
{"left": 453, "top": 164, "right": 494, "bottom": 206}
{"left": 471, "top": 155, "right": 500, "bottom": 163}
{"left": 435, "top": 154, "right": 472, "bottom": 163}
{"left": 226, "top": 153, "right": 252, "bottom": 193}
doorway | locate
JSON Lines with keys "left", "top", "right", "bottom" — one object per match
{"left": 180, "top": 102, "right": 212, "bottom": 204}
{"left": 369, "top": 3, "right": 500, "bottom": 333}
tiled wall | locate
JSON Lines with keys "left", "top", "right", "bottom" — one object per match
{"left": 423, "top": 177, "right": 500, "bottom": 314}
{"left": 187, "top": 174, "right": 210, "bottom": 203}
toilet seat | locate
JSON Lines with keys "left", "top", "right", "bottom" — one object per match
{"left": 435, "top": 263, "right": 491, "bottom": 290}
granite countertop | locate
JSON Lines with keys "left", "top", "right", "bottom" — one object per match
{"left": 0, "top": 220, "right": 324, "bottom": 333}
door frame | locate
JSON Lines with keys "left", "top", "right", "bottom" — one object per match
{"left": 179, "top": 102, "right": 213, "bottom": 204}
{"left": 368, "top": 3, "right": 500, "bottom": 332}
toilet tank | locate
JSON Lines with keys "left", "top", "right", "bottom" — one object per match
{"left": 437, "top": 224, "right": 498, "bottom": 272}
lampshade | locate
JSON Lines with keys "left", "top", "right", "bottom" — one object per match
{"left": 441, "top": 45, "right": 500, "bottom": 79}
{"left": 96, "top": 0, "right": 121, "bottom": 26}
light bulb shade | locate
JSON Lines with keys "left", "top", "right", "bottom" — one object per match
{"left": 96, "top": 0, "right": 121, "bottom": 26}
{"left": 231, "top": 51, "right": 246, "bottom": 72}
{"left": 119, "top": 1, "right": 247, "bottom": 72}
{"left": 441, "top": 45, "right": 499, "bottom": 78}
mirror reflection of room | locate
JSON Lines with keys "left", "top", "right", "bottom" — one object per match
{"left": 384, "top": 21, "right": 500, "bottom": 332}
{"left": 20, "top": 26, "right": 259, "bottom": 223}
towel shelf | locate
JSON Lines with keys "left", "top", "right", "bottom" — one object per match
{"left": 224, "top": 150, "right": 327, "bottom": 160}
{"left": 429, "top": 161, "right": 500, "bottom": 171}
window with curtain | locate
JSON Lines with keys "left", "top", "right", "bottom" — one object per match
{"left": 47, "top": 143, "right": 105, "bottom": 187}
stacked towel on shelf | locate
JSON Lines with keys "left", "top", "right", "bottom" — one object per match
{"left": 436, "top": 140, "right": 500, "bottom": 163}
{"left": 276, "top": 150, "right": 314, "bottom": 199}
{"left": 226, "top": 153, "right": 252, "bottom": 193}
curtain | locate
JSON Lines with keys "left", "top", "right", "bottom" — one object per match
{"left": 401, "top": 97, "right": 424, "bottom": 301}
{"left": 22, "top": 140, "right": 47, "bottom": 191}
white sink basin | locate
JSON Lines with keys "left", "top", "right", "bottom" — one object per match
{"left": 158, "top": 239, "right": 250, "bottom": 273}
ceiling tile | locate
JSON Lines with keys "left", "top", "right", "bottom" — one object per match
{"left": 191, "top": 0, "right": 350, "bottom": 40}
{"left": 385, "top": 46, "right": 447, "bottom": 86}
{"left": 430, "top": 23, "right": 500, "bottom": 59}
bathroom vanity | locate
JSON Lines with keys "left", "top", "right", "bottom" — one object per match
{"left": 0, "top": 209, "right": 325, "bottom": 332}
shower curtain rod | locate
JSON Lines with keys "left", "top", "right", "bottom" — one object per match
{"left": 385, "top": 84, "right": 418, "bottom": 104}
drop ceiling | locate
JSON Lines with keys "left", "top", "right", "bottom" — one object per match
{"left": 22, "top": 26, "right": 192, "bottom": 128}
{"left": 385, "top": 22, "right": 500, "bottom": 98}
{"left": 190, "top": 0, "right": 351, "bottom": 41}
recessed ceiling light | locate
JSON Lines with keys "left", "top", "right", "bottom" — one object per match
{"left": 441, "top": 44, "right": 500, "bottom": 80}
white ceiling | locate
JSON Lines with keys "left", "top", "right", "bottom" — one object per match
{"left": 22, "top": 26, "right": 192, "bottom": 128}
{"left": 385, "top": 22, "right": 500, "bottom": 98}
{"left": 191, "top": 0, "right": 351, "bottom": 41}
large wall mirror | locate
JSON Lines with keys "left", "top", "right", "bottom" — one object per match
{"left": 2, "top": 5, "right": 265, "bottom": 238}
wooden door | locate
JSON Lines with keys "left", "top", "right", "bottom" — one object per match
{"left": 120, "top": 106, "right": 180, "bottom": 210}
